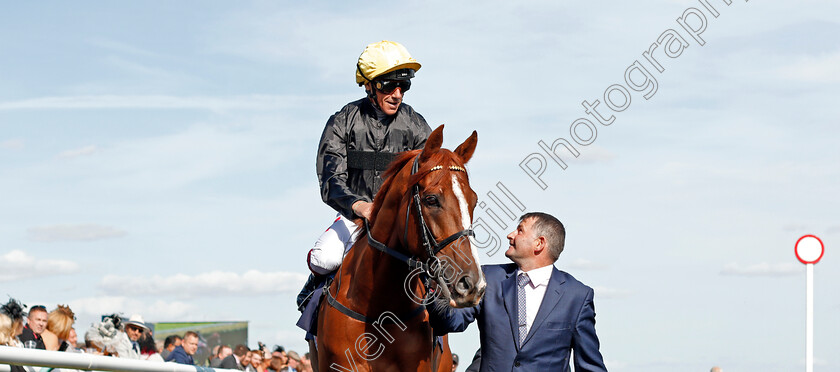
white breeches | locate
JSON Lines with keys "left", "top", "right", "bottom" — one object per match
{"left": 307, "top": 214, "right": 359, "bottom": 275}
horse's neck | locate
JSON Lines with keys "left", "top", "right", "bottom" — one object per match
{"left": 338, "top": 224, "right": 425, "bottom": 315}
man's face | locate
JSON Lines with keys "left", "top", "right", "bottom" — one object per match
{"left": 219, "top": 346, "right": 232, "bottom": 359}
{"left": 240, "top": 352, "right": 252, "bottom": 367}
{"left": 369, "top": 81, "right": 406, "bottom": 116}
{"left": 288, "top": 358, "right": 299, "bottom": 368}
{"left": 505, "top": 218, "right": 539, "bottom": 264}
{"left": 28, "top": 309, "right": 48, "bottom": 334}
{"left": 125, "top": 324, "right": 144, "bottom": 342}
{"left": 183, "top": 335, "right": 199, "bottom": 355}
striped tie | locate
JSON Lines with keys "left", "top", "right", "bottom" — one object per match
{"left": 517, "top": 273, "right": 530, "bottom": 348}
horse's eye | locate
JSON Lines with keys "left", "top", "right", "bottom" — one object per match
{"left": 424, "top": 195, "right": 440, "bottom": 207}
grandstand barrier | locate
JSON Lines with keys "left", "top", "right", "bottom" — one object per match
{"left": 0, "top": 346, "right": 239, "bottom": 372}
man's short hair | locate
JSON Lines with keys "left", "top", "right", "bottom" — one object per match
{"left": 520, "top": 212, "right": 565, "bottom": 262}
{"left": 183, "top": 331, "right": 198, "bottom": 340}
{"left": 163, "top": 335, "right": 179, "bottom": 348}
{"left": 28, "top": 305, "right": 47, "bottom": 317}
{"left": 233, "top": 344, "right": 250, "bottom": 357}
{"left": 217, "top": 344, "right": 231, "bottom": 356}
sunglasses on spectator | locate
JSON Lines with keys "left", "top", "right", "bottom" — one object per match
{"left": 374, "top": 79, "right": 411, "bottom": 94}
{"left": 31, "top": 305, "right": 46, "bottom": 311}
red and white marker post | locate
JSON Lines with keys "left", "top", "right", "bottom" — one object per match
{"left": 794, "top": 235, "right": 824, "bottom": 372}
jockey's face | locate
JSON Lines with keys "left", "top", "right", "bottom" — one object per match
{"left": 366, "top": 81, "right": 406, "bottom": 116}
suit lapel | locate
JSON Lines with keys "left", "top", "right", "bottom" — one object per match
{"left": 501, "top": 270, "right": 521, "bottom": 349}
{"left": 522, "top": 267, "right": 566, "bottom": 346}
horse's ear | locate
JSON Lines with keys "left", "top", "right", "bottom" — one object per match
{"left": 453, "top": 130, "right": 478, "bottom": 164}
{"left": 420, "top": 124, "right": 444, "bottom": 162}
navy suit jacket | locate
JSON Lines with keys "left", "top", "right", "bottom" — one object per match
{"left": 164, "top": 345, "right": 195, "bottom": 365}
{"left": 430, "top": 263, "right": 607, "bottom": 372}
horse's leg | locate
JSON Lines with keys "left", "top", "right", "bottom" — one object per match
{"left": 309, "top": 339, "right": 320, "bottom": 372}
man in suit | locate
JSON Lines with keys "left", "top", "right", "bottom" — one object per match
{"left": 18, "top": 305, "right": 47, "bottom": 349}
{"left": 220, "top": 344, "right": 250, "bottom": 370}
{"left": 430, "top": 212, "right": 607, "bottom": 371}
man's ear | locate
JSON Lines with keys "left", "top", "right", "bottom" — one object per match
{"left": 534, "top": 236, "right": 547, "bottom": 255}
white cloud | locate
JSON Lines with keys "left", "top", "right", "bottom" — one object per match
{"left": 70, "top": 296, "right": 196, "bottom": 321}
{"left": 28, "top": 224, "right": 127, "bottom": 242}
{"left": 99, "top": 270, "right": 309, "bottom": 298}
{"left": 1, "top": 139, "right": 24, "bottom": 150}
{"left": 720, "top": 262, "right": 801, "bottom": 277}
{"left": 59, "top": 145, "right": 98, "bottom": 158}
{"left": 0, "top": 250, "right": 80, "bottom": 282}
{"left": 566, "top": 258, "right": 609, "bottom": 270}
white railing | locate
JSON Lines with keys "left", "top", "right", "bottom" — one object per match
{"left": 0, "top": 346, "right": 238, "bottom": 372}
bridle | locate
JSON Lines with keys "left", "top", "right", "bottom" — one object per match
{"left": 365, "top": 154, "right": 475, "bottom": 280}
{"left": 324, "top": 154, "right": 475, "bottom": 324}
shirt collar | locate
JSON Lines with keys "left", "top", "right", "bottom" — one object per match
{"left": 517, "top": 264, "right": 554, "bottom": 286}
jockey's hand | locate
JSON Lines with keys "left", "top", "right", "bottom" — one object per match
{"left": 352, "top": 200, "right": 374, "bottom": 220}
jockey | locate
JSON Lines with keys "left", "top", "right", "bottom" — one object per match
{"left": 298, "top": 41, "right": 432, "bottom": 307}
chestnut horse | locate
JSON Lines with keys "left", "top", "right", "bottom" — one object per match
{"left": 314, "top": 125, "right": 486, "bottom": 372}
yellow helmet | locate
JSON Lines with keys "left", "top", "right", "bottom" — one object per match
{"left": 355, "top": 40, "right": 421, "bottom": 86}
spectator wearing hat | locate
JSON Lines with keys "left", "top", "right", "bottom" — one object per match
{"left": 117, "top": 314, "right": 149, "bottom": 359}
{"left": 18, "top": 305, "right": 47, "bottom": 350}
{"left": 166, "top": 331, "right": 198, "bottom": 365}
{"left": 160, "top": 335, "right": 182, "bottom": 360}
{"left": 1, "top": 298, "right": 27, "bottom": 372}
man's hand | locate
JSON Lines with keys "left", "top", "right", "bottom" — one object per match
{"left": 352, "top": 201, "right": 373, "bottom": 220}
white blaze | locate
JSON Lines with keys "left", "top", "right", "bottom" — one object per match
{"left": 451, "top": 174, "right": 486, "bottom": 289}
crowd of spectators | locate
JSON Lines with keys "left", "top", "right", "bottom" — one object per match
{"left": 1, "top": 298, "right": 312, "bottom": 372}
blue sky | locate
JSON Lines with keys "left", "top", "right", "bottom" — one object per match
{"left": 2, "top": 1, "right": 839, "bottom": 371}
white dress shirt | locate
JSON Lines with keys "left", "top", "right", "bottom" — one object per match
{"left": 517, "top": 264, "right": 554, "bottom": 334}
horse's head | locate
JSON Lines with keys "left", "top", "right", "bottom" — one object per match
{"left": 375, "top": 125, "right": 485, "bottom": 308}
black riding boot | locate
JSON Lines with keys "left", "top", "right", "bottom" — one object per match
{"left": 297, "top": 273, "right": 327, "bottom": 311}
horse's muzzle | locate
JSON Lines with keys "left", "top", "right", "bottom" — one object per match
{"left": 451, "top": 272, "right": 485, "bottom": 307}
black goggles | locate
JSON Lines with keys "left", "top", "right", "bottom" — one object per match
{"left": 374, "top": 79, "right": 411, "bottom": 94}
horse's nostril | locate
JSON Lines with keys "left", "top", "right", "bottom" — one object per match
{"left": 456, "top": 276, "right": 473, "bottom": 294}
